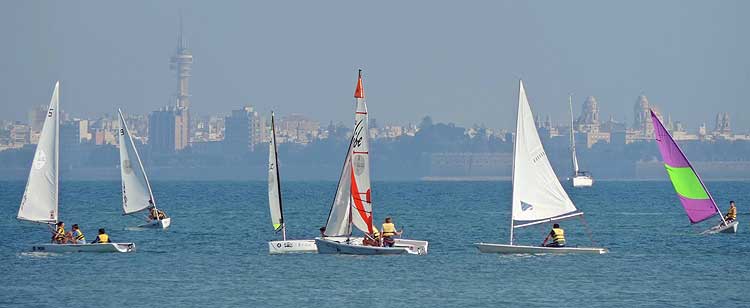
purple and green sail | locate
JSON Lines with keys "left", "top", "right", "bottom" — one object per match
{"left": 650, "top": 110, "right": 718, "bottom": 224}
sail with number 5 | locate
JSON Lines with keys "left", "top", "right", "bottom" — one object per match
{"left": 18, "top": 81, "right": 59, "bottom": 224}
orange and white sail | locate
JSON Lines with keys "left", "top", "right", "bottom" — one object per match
{"left": 350, "top": 69, "right": 374, "bottom": 234}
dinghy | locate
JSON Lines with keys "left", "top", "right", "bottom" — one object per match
{"left": 475, "top": 81, "right": 607, "bottom": 255}
{"left": 17, "top": 82, "right": 135, "bottom": 253}
{"left": 649, "top": 110, "right": 737, "bottom": 234}
{"left": 315, "top": 70, "right": 428, "bottom": 256}
{"left": 569, "top": 96, "right": 593, "bottom": 188}
{"left": 267, "top": 112, "right": 317, "bottom": 254}
{"left": 118, "top": 109, "right": 170, "bottom": 230}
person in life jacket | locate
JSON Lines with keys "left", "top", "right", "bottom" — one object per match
{"left": 381, "top": 217, "right": 402, "bottom": 247}
{"left": 363, "top": 227, "right": 381, "bottom": 247}
{"left": 148, "top": 204, "right": 167, "bottom": 221}
{"left": 71, "top": 224, "right": 86, "bottom": 244}
{"left": 91, "top": 228, "right": 111, "bottom": 244}
{"left": 724, "top": 201, "right": 737, "bottom": 222}
{"left": 542, "top": 223, "right": 566, "bottom": 247}
{"left": 51, "top": 221, "right": 69, "bottom": 244}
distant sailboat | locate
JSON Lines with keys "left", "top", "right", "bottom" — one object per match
{"left": 569, "top": 96, "right": 593, "bottom": 187}
{"left": 118, "top": 109, "right": 170, "bottom": 229}
{"left": 475, "top": 81, "right": 607, "bottom": 254}
{"left": 315, "top": 70, "right": 428, "bottom": 255}
{"left": 18, "top": 82, "right": 134, "bottom": 253}
{"left": 267, "top": 112, "right": 317, "bottom": 254}
{"left": 650, "top": 109, "right": 737, "bottom": 234}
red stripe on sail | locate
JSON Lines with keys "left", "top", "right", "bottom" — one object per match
{"left": 350, "top": 165, "right": 373, "bottom": 233}
{"left": 354, "top": 70, "right": 365, "bottom": 98}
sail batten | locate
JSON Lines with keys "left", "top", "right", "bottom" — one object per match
{"left": 650, "top": 110, "right": 720, "bottom": 224}
{"left": 18, "top": 82, "right": 60, "bottom": 224}
{"left": 268, "top": 112, "right": 284, "bottom": 232}
{"left": 118, "top": 109, "right": 156, "bottom": 215}
{"left": 511, "top": 81, "right": 578, "bottom": 226}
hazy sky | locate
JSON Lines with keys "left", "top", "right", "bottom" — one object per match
{"left": 1, "top": 1, "right": 748, "bottom": 130}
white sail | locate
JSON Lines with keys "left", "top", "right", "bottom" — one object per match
{"left": 349, "top": 70, "right": 374, "bottom": 233}
{"left": 268, "top": 112, "right": 284, "bottom": 232}
{"left": 18, "top": 81, "right": 60, "bottom": 223}
{"left": 324, "top": 138, "right": 355, "bottom": 237}
{"left": 511, "top": 81, "right": 579, "bottom": 227}
{"left": 118, "top": 109, "right": 155, "bottom": 215}
{"left": 569, "top": 96, "right": 580, "bottom": 175}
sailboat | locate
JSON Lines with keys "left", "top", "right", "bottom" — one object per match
{"left": 569, "top": 96, "right": 593, "bottom": 187}
{"left": 117, "top": 109, "right": 170, "bottom": 229}
{"left": 267, "top": 112, "right": 317, "bottom": 254}
{"left": 314, "top": 70, "right": 428, "bottom": 255}
{"left": 19, "top": 82, "right": 135, "bottom": 253}
{"left": 650, "top": 109, "right": 737, "bottom": 234}
{"left": 475, "top": 81, "right": 607, "bottom": 254}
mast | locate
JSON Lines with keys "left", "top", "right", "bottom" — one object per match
{"left": 508, "top": 80, "right": 523, "bottom": 245}
{"left": 569, "top": 95, "right": 578, "bottom": 176}
{"left": 271, "top": 112, "right": 286, "bottom": 240}
{"left": 53, "top": 82, "right": 60, "bottom": 225}
{"left": 118, "top": 109, "right": 158, "bottom": 217}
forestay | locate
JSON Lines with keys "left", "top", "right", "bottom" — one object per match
{"left": 118, "top": 109, "right": 155, "bottom": 215}
{"left": 268, "top": 112, "right": 284, "bottom": 232}
{"left": 650, "top": 110, "right": 720, "bottom": 224}
{"left": 511, "top": 81, "right": 579, "bottom": 227}
{"left": 18, "top": 82, "right": 60, "bottom": 224}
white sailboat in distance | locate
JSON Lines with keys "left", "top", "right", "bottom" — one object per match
{"left": 19, "top": 82, "right": 134, "bottom": 253}
{"left": 569, "top": 96, "right": 593, "bottom": 187}
{"left": 475, "top": 81, "right": 607, "bottom": 254}
{"left": 315, "top": 70, "right": 428, "bottom": 255}
{"left": 118, "top": 109, "right": 170, "bottom": 229}
{"left": 267, "top": 112, "right": 317, "bottom": 254}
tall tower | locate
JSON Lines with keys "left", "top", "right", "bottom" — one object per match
{"left": 170, "top": 15, "right": 193, "bottom": 150}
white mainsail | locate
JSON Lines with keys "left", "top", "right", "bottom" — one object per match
{"left": 511, "top": 81, "right": 579, "bottom": 228}
{"left": 349, "top": 70, "right": 374, "bottom": 234}
{"left": 268, "top": 112, "right": 284, "bottom": 235}
{"left": 569, "top": 96, "right": 580, "bottom": 176}
{"left": 324, "top": 137, "right": 355, "bottom": 237}
{"left": 118, "top": 109, "right": 156, "bottom": 215}
{"left": 18, "top": 81, "right": 60, "bottom": 224}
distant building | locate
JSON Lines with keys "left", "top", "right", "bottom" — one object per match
{"left": 278, "top": 113, "right": 320, "bottom": 144}
{"left": 170, "top": 15, "right": 193, "bottom": 148}
{"left": 576, "top": 96, "right": 600, "bottom": 133}
{"left": 714, "top": 112, "right": 731, "bottom": 134}
{"left": 28, "top": 105, "right": 47, "bottom": 134}
{"left": 224, "top": 106, "right": 257, "bottom": 152}
{"left": 148, "top": 109, "right": 177, "bottom": 153}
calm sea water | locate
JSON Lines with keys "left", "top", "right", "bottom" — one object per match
{"left": 1, "top": 180, "right": 749, "bottom": 307}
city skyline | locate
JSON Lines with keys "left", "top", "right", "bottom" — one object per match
{"left": 1, "top": 1, "right": 750, "bottom": 130}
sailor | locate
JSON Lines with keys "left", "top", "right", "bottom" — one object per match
{"left": 148, "top": 205, "right": 167, "bottom": 221}
{"left": 319, "top": 226, "right": 327, "bottom": 237}
{"left": 71, "top": 224, "right": 86, "bottom": 244}
{"left": 91, "top": 228, "right": 111, "bottom": 244}
{"left": 381, "top": 217, "right": 402, "bottom": 247}
{"left": 51, "top": 221, "right": 67, "bottom": 244}
{"left": 725, "top": 201, "right": 737, "bottom": 222}
{"left": 363, "top": 227, "right": 381, "bottom": 247}
{"left": 542, "top": 223, "right": 566, "bottom": 247}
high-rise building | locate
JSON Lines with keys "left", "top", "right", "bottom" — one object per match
{"left": 148, "top": 108, "right": 177, "bottom": 153}
{"left": 170, "top": 15, "right": 193, "bottom": 150}
{"left": 224, "top": 106, "right": 257, "bottom": 152}
{"left": 28, "top": 105, "right": 47, "bottom": 134}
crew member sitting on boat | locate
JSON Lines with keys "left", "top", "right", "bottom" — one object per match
{"left": 51, "top": 221, "right": 70, "bottom": 244}
{"left": 363, "top": 227, "right": 381, "bottom": 247}
{"left": 725, "top": 201, "right": 737, "bottom": 222}
{"left": 542, "top": 224, "right": 566, "bottom": 247}
{"left": 148, "top": 205, "right": 167, "bottom": 221}
{"left": 91, "top": 228, "right": 111, "bottom": 244}
{"left": 319, "top": 226, "right": 327, "bottom": 238}
{"left": 71, "top": 224, "right": 86, "bottom": 244}
{"left": 381, "top": 217, "right": 402, "bottom": 247}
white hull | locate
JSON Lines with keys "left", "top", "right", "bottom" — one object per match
{"left": 475, "top": 243, "right": 607, "bottom": 254}
{"left": 137, "top": 217, "right": 171, "bottom": 230}
{"left": 701, "top": 220, "right": 738, "bottom": 234}
{"left": 315, "top": 237, "right": 428, "bottom": 255}
{"left": 268, "top": 239, "right": 317, "bottom": 254}
{"left": 572, "top": 176, "right": 593, "bottom": 187}
{"left": 31, "top": 243, "right": 136, "bottom": 253}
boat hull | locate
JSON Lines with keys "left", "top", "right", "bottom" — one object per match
{"left": 572, "top": 176, "right": 593, "bottom": 187}
{"left": 475, "top": 243, "right": 607, "bottom": 254}
{"left": 137, "top": 217, "right": 171, "bottom": 230}
{"left": 268, "top": 239, "right": 317, "bottom": 254}
{"left": 702, "top": 220, "right": 739, "bottom": 234}
{"left": 315, "top": 237, "right": 428, "bottom": 255}
{"left": 31, "top": 243, "right": 136, "bottom": 253}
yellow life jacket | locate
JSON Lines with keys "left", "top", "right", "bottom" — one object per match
{"left": 55, "top": 226, "right": 65, "bottom": 239}
{"left": 728, "top": 207, "right": 737, "bottom": 220}
{"left": 73, "top": 229, "right": 85, "bottom": 241}
{"left": 552, "top": 228, "right": 565, "bottom": 244}
{"left": 97, "top": 234, "right": 110, "bottom": 243}
{"left": 382, "top": 223, "right": 396, "bottom": 237}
